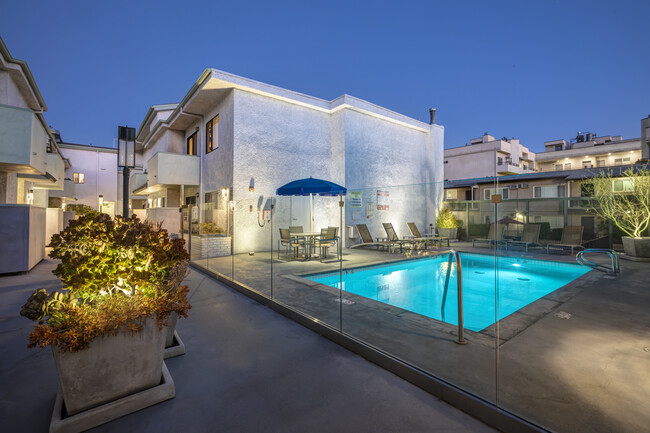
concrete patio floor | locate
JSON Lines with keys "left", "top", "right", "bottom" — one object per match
{"left": 193, "top": 243, "right": 650, "bottom": 433}
{"left": 0, "top": 258, "right": 497, "bottom": 433}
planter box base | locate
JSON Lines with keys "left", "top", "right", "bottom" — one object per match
{"left": 619, "top": 254, "right": 650, "bottom": 262}
{"left": 164, "top": 331, "right": 186, "bottom": 359}
{"left": 49, "top": 362, "right": 174, "bottom": 433}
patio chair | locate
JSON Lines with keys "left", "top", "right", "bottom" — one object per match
{"left": 407, "top": 222, "right": 450, "bottom": 248}
{"left": 278, "top": 228, "right": 304, "bottom": 260}
{"left": 472, "top": 223, "right": 505, "bottom": 248}
{"left": 546, "top": 226, "right": 584, "bottom": 255}
{"left": 350, "top": 224, "right": 397, "bottom": 251}
{"left": 382, "top": 223, "right": 414, "bottom": 253}
{"left": 505, "top": 224, "right": 542, "bottom": 252}
{"left": 315, "top": 227, "right": 339, "bottom": 261}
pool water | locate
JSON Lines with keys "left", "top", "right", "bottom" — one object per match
{"left": 306, "top": 253, "right": 590, "bottom": 332}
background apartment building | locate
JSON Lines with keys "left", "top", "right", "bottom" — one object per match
{"left": 536, "top": 133, "right": 644, "bottom": 172}
{"left": 443, "top": 133, "right": 536, "bottom": 183}
{"left": 0, "top": 37, "right": 66, "bottom": 272}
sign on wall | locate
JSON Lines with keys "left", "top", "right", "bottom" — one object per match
{"left": 350, "top": 191, "right": 362, "bottom": 208}
{"left": 377, "top": 190, "right": 389, "bottom": 211}
{"left": 366, "top": 202, "right": 375, "bottom": 219}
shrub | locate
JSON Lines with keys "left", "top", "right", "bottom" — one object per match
{"left": 468, "top": 224, "right": 490, "bottom": 237}
{"left": 436, "top": 208, "right": 463, "bottom": 229}
{"left": 65, "top": 204, "right": 96, "bottom": 216}
{"left": 20, "top": 213, "right": 191, "bottom": 352}
{"left": 199, "top": 222, "right": 225, "bottom": 235}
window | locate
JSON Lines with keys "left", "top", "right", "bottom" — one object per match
{"left": 555, "top": 145, "right": 562, "bottom": 151}
{"left": 564, "top": 162, "right": 572, "bottom": 170}
{"left": 484, "top": 188, "right": 508, "bottom": 200}
{"left": 534, "top": 185, "right": 565, "bottom": 198}
{"left": 582, "top": 160, "right": 592, "bottom": 168}
{"left": 555, "top": 164, "right": 563, "bottom": 171}
{"left": 533, "top": 215, "right": 542, "bottom": 223}
{"left": 73, "top": 173, "right": 85, "bottom": 184}
{"left": 446, "top": 190, "right": 457, "bottom": 200}
{"left": 613, "top": 179, "right": 634, "bottom": 193}
{"left": 497, "top": 157, "right": 503, "bottom": 165}
{"left": 596, "top": 157, "right": 606, "bottom": 167}
{"left": 187, "top": 132, "right": 197, "bottom": 155}
{"left": 614, "top": 157, "right": 630, "bottom": 166}
{"left": 206, "top": 114, "right": 219, "bottom": 153}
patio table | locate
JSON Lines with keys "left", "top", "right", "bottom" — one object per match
{"left": 293, "top": 232, "right": 321, "bottom": 260}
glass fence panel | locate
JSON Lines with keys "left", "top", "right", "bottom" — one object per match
{"left": 270, "top": 194, "right": 342, "bottom": 330}
{"left": 188, "top": 201, "right": 233, "bottom": 280}
{"left": 231, "top": 198, "right": 272, "bottom": 297}
{"left": 335, "top": 182, "right": 499, "bottom": 404}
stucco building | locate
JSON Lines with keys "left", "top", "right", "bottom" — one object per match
{"left": 129, "top": 69, "right": 444, "bottom": 253}
{"left": 443, "top": 133, "right": 536, "bottom": 184}
{"left": 51, "top": 130, "right": 120, "bottom": 218}
{"left": 0, "top": 36, "right": 67, "bottom": 273}
{"left": 536, "top": 131, "right": 645, "bottom": 172}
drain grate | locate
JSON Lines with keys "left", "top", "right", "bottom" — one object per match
{"left": 333, "top": 298, "right": 355, "bottom": 305}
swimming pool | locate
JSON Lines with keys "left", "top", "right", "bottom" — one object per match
{"left": 306, "top": 253, "right": 590, "bottom": 332}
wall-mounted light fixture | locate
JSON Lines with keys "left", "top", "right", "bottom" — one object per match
{"left": 26, "top": 190, "right": 34, "bottom": 205}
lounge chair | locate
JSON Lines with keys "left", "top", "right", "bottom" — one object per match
{"left": 350, "top": 224, "right": 399, "bottom": 252}
{"left": 505, "top": 224, "right": 542, "bottom": 252}
{"left": 407, "top": 222, "right": 450, "bottom": 248}
{"left": 382, "top": 223, "right": 414, "bottom": 253}
{"left": 472, "top": 223, "right": 505, "bottom": 248}
{"left": 546, "top": 226, "right": 584, "bottom": 255}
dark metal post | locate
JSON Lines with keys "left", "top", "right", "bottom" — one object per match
{"left": 122, "top": 166, "right": 130, "bottom": 218}
{"left": 117, "top": 126, "right": 136, "bottom": 219}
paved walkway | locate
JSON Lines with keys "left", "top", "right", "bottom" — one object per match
{"left": 0, "top": 259, "right": 495, "bottom": 433}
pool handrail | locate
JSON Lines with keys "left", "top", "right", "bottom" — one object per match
{"left": 441, "top": 250, "right": 467, "bottom": 345}
{"left": 576, "top": 248, "right": 619, "bottom": 275}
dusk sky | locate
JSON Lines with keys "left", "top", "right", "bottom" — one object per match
{"left": 1, "top": 0, "right": 648, "bottom": 152}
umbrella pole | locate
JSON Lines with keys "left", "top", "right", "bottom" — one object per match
{"left": 310, "top": 193, "right": 313, "bottom": 232}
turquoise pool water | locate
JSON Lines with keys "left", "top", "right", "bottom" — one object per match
{"left": 306, "top": 253, "right": 590, "bottom": 332}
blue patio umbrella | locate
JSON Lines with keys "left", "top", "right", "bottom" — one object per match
{"left": 276, "top": 177, "right": 346, "bottom": 232}
{"left": 276, "top": 177, "right": 346, "bottom": 196}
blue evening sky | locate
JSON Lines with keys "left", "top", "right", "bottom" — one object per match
{"left": 1, "top": 0, "right": 648, "bottom": 152}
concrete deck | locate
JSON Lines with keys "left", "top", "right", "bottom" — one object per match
{"left": 0, "top": 258, "right": 496, "bottom": 433}
{"left": 194, "top": 243, "right": 650, "bottom": 433}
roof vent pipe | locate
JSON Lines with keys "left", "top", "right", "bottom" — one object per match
{"left": 429, "top": 108, "right": 436, "bottom": 125}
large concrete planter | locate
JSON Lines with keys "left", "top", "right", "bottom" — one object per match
{"left": 622, "top": 236, "right": 650, "bottom": 258}
{"left": 51, "top": 317, "right": 166, "bottom": 416}
{"left": 437, "top": 227, "right": 458, "bottom": 240}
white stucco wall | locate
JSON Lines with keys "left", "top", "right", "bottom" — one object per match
{"left": 60, "top": 146, "right": 118, "bottom": 209}
{"left": 232, "top": 89, "right": 337, "bottom": 254}
{"left": 0, "top": 70, "right": 29, "bottom": 109}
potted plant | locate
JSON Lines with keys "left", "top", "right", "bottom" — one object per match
{"left": 20, "top": 212, "right": 191, "bottom": 417}
{"left": 435, "top": 208, "right": 463, "bottom": 240}
{"left": 584, "top": 166, "right": 650, "bottom": 258}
